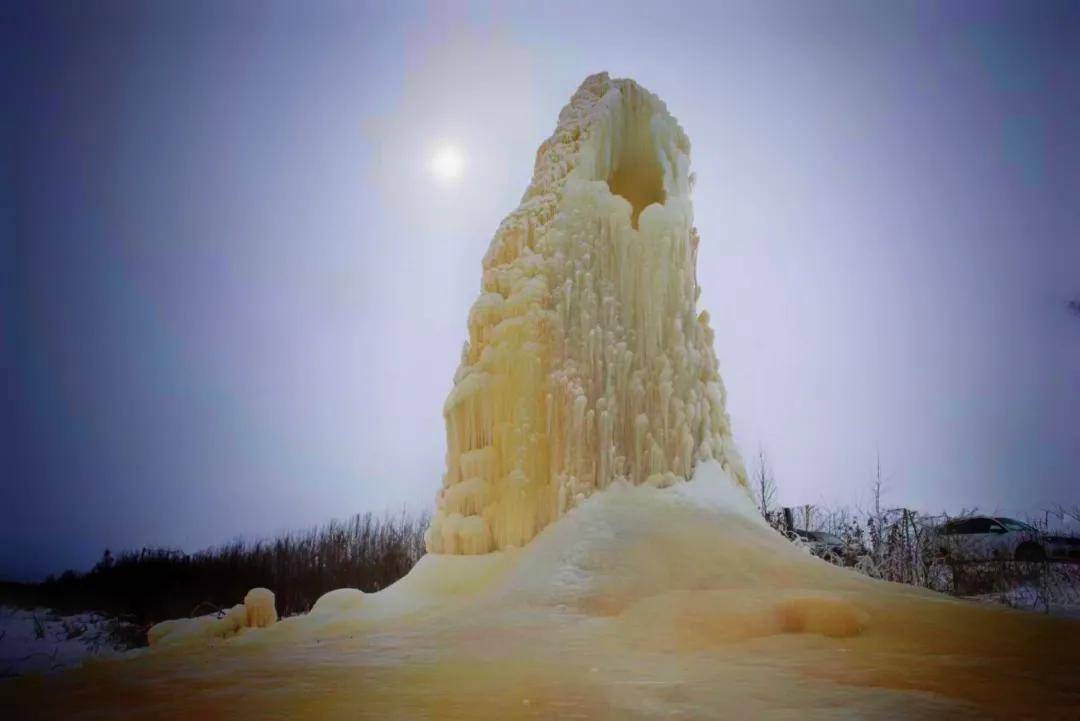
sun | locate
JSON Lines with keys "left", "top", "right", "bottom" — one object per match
{"left": 430, "top": 145, "right": 465, "bottom": 182}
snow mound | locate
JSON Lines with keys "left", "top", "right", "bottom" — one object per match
{"left": 147, "top": 604, "right": 247, "bottom": 647}
{"left": 309, "top": 588, "right": 364, "bottom": 616}
{"left": 147, "top": 587, "right": 278, "bottom": 647}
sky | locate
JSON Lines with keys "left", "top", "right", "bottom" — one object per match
{"left": 3, "top": 1, "right": 1078, "bottom": 581}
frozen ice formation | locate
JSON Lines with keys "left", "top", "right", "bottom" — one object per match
{"left": 428, "top": 73, "right": 748, "bottom": 554}
{"left": 147, "top": 587, "right": 278, "bottom": 647}
{"left": 243, "top": 587, "right": 278, "bottom": 628}
{"left": 10, "top": 74, "right": 1080, "bottom": 721}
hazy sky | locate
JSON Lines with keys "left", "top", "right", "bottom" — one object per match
{"left": 4, "top": 1, "right": 1078, "bottom": 580}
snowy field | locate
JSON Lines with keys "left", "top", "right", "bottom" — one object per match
{"left": 0, "top": 607, "right": 139, "bottom": 678}
{"left": 967, "top": 585, "right": 1080, "bottom": 619}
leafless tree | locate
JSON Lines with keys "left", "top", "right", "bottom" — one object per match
{"left": 868, "top": 452, "right": 887, "bottom": 566}
{"left": 754, "top": 446, "right": 777, "bottom": 521}
{"left": 817, "top": 506, "right": 850, "bottom": 537}
{"left": 1057, "top": 505, "right": 1080, "bottom": 526}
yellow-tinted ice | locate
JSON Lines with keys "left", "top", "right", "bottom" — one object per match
{"left": 6, "top": 462, "right": 1079, "bottom": 719}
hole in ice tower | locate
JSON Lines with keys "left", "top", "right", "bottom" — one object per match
{"left": 608, "top": 157, "right": 664, "bottom": 229}
{"left": 606, "top": 100, "right": 666, "bottom": 229}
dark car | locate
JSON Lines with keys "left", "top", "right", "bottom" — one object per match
{"left": 793, "top": 529, "right": 846, "bottom": 563}
{"left": 1044, "top": 534, "right": 1080, "bottom": 562}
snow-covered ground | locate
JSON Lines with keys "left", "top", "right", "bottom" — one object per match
{"left": 0, "top": 607, "right": 138, "bottom": 678}
{"left": 967, "top": 585, "right": 1080, "bottom": 619}
{"left": 4, "top": 461, "right": 1078, "bottom": 720}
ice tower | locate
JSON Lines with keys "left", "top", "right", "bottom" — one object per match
{"left": 427, "top": 73, "right": 748, "bottom": 555}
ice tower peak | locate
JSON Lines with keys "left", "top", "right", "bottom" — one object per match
{"left": 426, "top": 73, "right": 749, "bottom": 555}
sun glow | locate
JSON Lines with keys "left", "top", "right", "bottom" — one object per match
{"left": 430, "top": 145, "right": 465, "bottom": 182}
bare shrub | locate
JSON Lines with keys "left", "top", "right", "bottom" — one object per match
{"left": 4, "top": 510, "right": 430, "bottom": 640}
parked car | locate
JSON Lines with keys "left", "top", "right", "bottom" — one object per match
{"left": 932, "top": 516, "right": 1045, "bottom": 562}
{"left": 793, "top": 529, "right": 846, "bottom": 563}
{"left": 1044, "top": 534, "right": 1080, "bottom": 562}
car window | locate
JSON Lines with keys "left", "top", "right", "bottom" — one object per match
{"left": 995, "top": 518, "right": 1033, "bottom": 532}
{"left": 943, "top": 519, "right": 976, "bottom": 534}
{"left": 968, "top": 518, "right": 997, "bottom": 533}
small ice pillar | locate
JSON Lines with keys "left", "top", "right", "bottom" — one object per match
{"left": 427, "top": 73, "right": 748, "bottom": 555}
